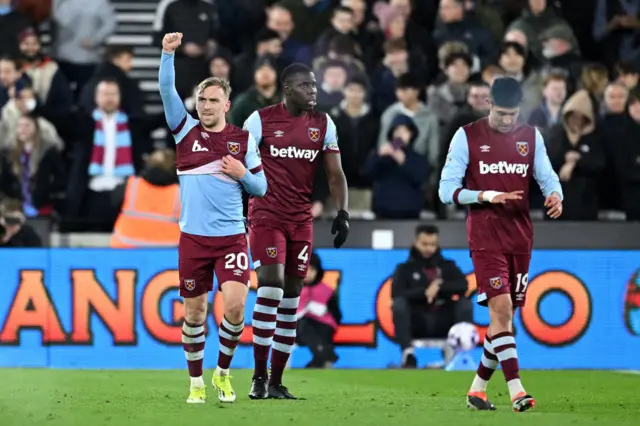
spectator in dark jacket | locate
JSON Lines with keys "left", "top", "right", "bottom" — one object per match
{"left": 79, "top": 46, "right": 145, "bottom": 118}
{"left": 433, "top": 0, "right": 497, "bottom": 71}
{"left": 0, "top": 198, "right": 42, "bottom": 247}
{"left": 547, "top": 90, "right": 605, "bottom": 220}
{"left": 330, "top": 75, "right": 378, "bottom": 190}
{"left": 19, "top": 27, "right": 74, "bottom": 136}
{"left": 527, "top": 71, "right": 568, "bottom": 135}
{"left": 364, "top": 114, "right": 428, "bottom": 219}
{"left": 0, "top": 0, "right": 31, "bottom": 58}
{"left": 228, "top": 55, "right": 280, "bottom": 127}
{"left": 234, "top": 28, "right": 283, "bottom": 94}
{"left": 391, "top": 224, "right": 471, "bottom": 368}
{"left": 612, "top": 88, "right": 640, "bottom": 221}
{"left": 314, "top": 5, "right": 356, "bottom": 58}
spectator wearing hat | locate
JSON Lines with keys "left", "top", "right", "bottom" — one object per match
{"left": 228, "top": 55, "right": 280, "bottom": 127}
{"left": 365, "top": 114, "right": 429, "bottom": 219}
{"left": 0, "top": 0, "right": 31, "bottom": 58}
{"left": 329, "top": 75, "right": 378, "bottom": 207}
{"left": 508, "top": 0, "right": 577, "bottom": 64}
{"left": 378, "top": 73, "right": 439, "bottom": 173}
{"left": 539, "top": 24, "right": 584, "bottom": 95}
{"left": 427, "top": 51, "right": 472, "bottom": 132}
{"left": 234, "top": 28, "right": 284, "bottom": 94}
{"left": 18, "top": 28, "right": 73, "bottom": 134}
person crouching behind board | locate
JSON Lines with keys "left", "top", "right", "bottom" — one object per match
{"left": 296, "top": 251, "right": 343, "bottom": 368}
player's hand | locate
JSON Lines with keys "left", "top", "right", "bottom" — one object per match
{"left": 183, "top": 42, "right": 204, "bottom": 57}
{"left": 378, "top": 143, "right": 394, "bottom": 157}
{"left": 481, "top": 190, "right": 523, "bottom": 204}
{"left": 559, "top": 162, "right": 575, "bottom": 182}
{"left": 162, "top": 32, "right": 183, "bottom": 54}
{"left": 544, "top": 192, "right": 563, "bottom": 219}
{"left": 331, "top": 209, "right": 350, "bottom": 248}
{"left": 425, "top": 279, "right": 442, "bottom": 304}
{"left": 221, "top": 155, "right": 247, "bottom": 180}
{"left": 565, "top": 151, "right": 581, "bottom": 164}
{"left": 391, "top": 149, "right": 406, "bottom": 165}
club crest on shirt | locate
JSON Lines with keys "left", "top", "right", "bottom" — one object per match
{"left": 266, "top": 247, "right": 277, "bottom": 258}
{"left": 308, "top": 127, "right": 320, "bottom": 142}
{"left": 227, "top": 141, "right": 240, "bottom": 155}
{"left": 489, "top": 277, "right": 502, "bottom": 290}
{"left": 184, "top": 279, "right": 196, "bottom": 291}
{"left": 516, "top": 141, "right": 529, "bottom": 157}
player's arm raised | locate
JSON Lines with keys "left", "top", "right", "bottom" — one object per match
{"left": 323, "top": 115, "right": 349, "bottom": 249}
{"left": 533, "top": 128, "right": 564, "bottom": 219}
{"left": 439, "top": 128, "right": 523, "bottom": 205}
{"left": 158, "top": 32, "right": 193, "bottom": 140}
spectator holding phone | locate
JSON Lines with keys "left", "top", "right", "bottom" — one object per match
{"left": 364, "top": 114, "right": 428, "bottom": 218}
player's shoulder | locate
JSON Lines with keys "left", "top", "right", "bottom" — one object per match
{"left": 310, "top": 109, "right": 330, "bottom": 126}
{"left": 256, "top": 104, "right": 283, "bottom": 121}
{"left": 226, "top": 123, "right": 252, "bottom": 141}
{"left": 462, "top": 117, "right": 488, "bottom": 131}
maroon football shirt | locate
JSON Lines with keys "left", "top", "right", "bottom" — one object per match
{"left": 463, "top": 118, "right": 536, "bottom": 254}
{"left": 245, "top": 103, "right": 340, "bottom": 223}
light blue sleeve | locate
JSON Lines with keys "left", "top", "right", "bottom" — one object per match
{"left": 242, "top": 111, "right": 263, "bottom": 145}
{"left": 240, "top": 133, "right": 267, "bottom": 197}
{"left": 244, "top": 133, "right": 262, "bottom": 171}
{"left": 438, "top": 128, "right": 481, "bottom": 205}
{"left": 533, "top": 128, "right": 564, "bottom": 200}
{"left": 158, "top": 51, "right": 198, "bottom": 144}
{"left": 323, "top": 113, "right": 340, "bottom": 152}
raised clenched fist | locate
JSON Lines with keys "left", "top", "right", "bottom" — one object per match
{"left": 162, "top": 32, "right": 183, "bottom": 54}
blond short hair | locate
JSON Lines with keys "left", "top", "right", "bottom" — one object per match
{"left": 197, "top": 77, "right": 232, "bottom": 99}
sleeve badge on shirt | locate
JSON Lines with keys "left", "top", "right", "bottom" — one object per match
{"left": 266, "top": 247, "right": 277, "bottom": 258}
{"left": 489, "top": 277, "right": 502, "bottom": 290}
{"left": 516, "top": 141, "right": 529, "bottom": 156}
{"left": 308, "top": 127, "right": 320, "bottom": 142}
{"left": 227, "top": 141, "right": 240, "bottom": 155}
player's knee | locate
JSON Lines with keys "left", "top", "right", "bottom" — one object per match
{"left": 225, "top": 297, "right": 245, "bottom": 323}
{"left": 257, "top": 265, "right": 285, "bottom": 289}
{"left": 184, "top": 296, "right": 208, "bottom": 324}
{"left": 488, "top": 294, "right": 513, "bottom": 327}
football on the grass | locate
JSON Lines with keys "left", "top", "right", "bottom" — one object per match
{"left": 447, "top": 322, "right": 479, "bottom": 352}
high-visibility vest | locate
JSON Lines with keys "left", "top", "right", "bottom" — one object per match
{"left": 110, "top": 176, "right": 181, "bottom": 248}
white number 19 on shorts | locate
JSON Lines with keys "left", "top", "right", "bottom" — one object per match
{"left": 515, "top": 273, "right": 529, "bottom": 293}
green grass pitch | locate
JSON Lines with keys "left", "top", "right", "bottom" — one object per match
{"left": 1, "top": 369, "right": 638, "bottom": 425}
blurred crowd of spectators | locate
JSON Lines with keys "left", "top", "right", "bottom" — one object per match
{"left": 1, "top": 0, "right": 640, "bottom": 237}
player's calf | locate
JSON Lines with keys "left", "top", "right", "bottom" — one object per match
{"left": 488, "top": 296, "right": 528, "bottom": 403}
{"left": 214, "top": 281, "right": 248, "bottom": 403}
{"left": 183, "top": 295, "right": 208, "bottom": 403}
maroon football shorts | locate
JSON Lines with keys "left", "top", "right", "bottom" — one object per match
{"left": 471, "top": 251, "right": 532, "bottom": 308}
{"left": 248, "top": 220, "right": 313, "bottom": 278}
{"left": 178, "top": 232, "right": 251, "bottom": 298}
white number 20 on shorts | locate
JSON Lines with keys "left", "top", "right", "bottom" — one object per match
{"left": 224, "top": 252, "right": 249, "bottom": 270}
